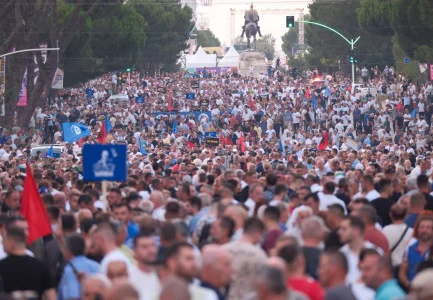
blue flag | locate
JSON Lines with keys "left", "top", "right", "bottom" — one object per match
{"left": 279, "top": 138, "right": 286, "bottom": 156}
{"left": 46, "top": 144, "right": 54, "bottom": 158}
{"left": 139, "top": 137, "right": 148, "bottom": 155}
{"left": 172, "top": 119, "right": 178, "bottom": 134}
{"left": 312, "top": 93, "right": 317, "bottom": 109}
{"left": 104, "top": 113, "right": 112, "bottom": 133}
{"left": 62, "top": 122, "right": 92, "bottom": 143}
{"left": 411, "top": 109, "right": 417, "bottom": 118}
{"left": 325, "top": 86, "right": 331, "bottom": 97}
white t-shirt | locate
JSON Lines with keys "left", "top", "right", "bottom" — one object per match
{"left": 340, "top": 241, "right": 383, "bottom": 285}
{"left": 382, "top": 223, "right": 413, "bottom": 266}
{"left": 317, "top": 192, "right": 347, "bottom": 214}
{"left": 100, "top": 249, "right": 132, "bottom": 275}
{"left": 292, "top": 112, "right": 301, "bottom": 124}
{"left": 129, "top": 267, "right": 161, "bottom": 300}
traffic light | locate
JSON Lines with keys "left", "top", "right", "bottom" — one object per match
{"left": 126, "top": 68, "right": 131, "bottom": 72}
{"left": 349, "top": 50, "right": 358, "bottom": 63}
{"left": 286, "top": 16, "right": 295, "bottom": 28}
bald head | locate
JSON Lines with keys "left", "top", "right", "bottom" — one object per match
{"left": 201, "top": 245, "right": 231, "bottom": 288}
{"left": 149, "top": 190, "right": 165, "bottom": 208}
{"left": 202, "top": 244, "right": 230, "bottom": 268}
{"left": 54, "top": 192, "right": 67, "bottom": 210}
{"left": 78, "top": 208, "right": 93, "bottom": 224}
{"left": 105, "top": 280, "right": 139, "bottom": 300}
{"left": 267, "top": 256, "right": 288, "bottom": 279}
{"left": 81, "top": 274, "right": 111, "bottom": 300}
{"left": 159, "top": 276, "right": 190, "bottom": 300}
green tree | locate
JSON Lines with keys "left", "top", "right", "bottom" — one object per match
{"left": 281, "top": 15, "right": 310, "bottom": 57}
{"left": 0, "top": 0, "right": 109, "bottom": 128}
{"left": 358, "top": 0, "right": 433, "bottom": 63}
{"left": 257, "top": 34, "right": 276, "bottom": 61}
{"left": 281, "top": 28, "right": 298, "bottom": 57}
{"left": 305, "top": 0, "right": 393, "bottom": 73}
{"left": 235, "top": 34, "right": 275, "bottom": 61}
{"left": 134, "top": 0, "right": 193, "bottom": 73}
{"left": 197, "top": 30, "right": 221, "bottom": 47}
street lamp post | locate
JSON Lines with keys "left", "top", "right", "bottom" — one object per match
{"left": 296, "top": 20, "right": 360, "bottom": 92}
{"left": 0, "top": 48, "right": 60, "bottom": 59}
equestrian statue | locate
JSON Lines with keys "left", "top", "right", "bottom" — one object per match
{"left": 240, "top": 4, "right": 262, "bottom": 49}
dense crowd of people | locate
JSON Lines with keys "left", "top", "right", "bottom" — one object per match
{"left": 0, "top": 63, "right": 433, "bottom": 300}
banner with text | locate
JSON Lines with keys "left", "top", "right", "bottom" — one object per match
{"left": 17, "top": 67, "right": 28, "bottom": 107}
{"left": 0, "top": 58, "right": 5, "bottom": 116}
{"left": 51, "top": 68, "right": 64, "bottom": 89}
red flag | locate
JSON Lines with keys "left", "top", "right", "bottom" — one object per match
{"left": 249, "top": 95, "right": 257, "bottom": 112}
{"left": 397, "top": 101, "right": 403, "bottom": 111}
{"left": 187, "top": 141, "right": 194, "bottom": 149}
{"left": 20, "top": 163, "right": 52, "bottom": 244}
{"left": 97, "top": 122, "right": 106, "bottom": 144}
{"left": 77, "top": 137, "right": 85, "bottom": 147}
{"left": 168, "top": 94, "right": 173, "bottom": 111}
{"left": 239, "top": 134, "right": 246, "bottom": 152}
{"left": 305, "top": 88, "right": 311, "bottom": 99}
{"left": 318, "top": 131, "right": 329, "bottom": 151}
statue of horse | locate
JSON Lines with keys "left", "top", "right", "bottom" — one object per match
{"left": 245, "top": 22, "right": 257, "bottom": 50}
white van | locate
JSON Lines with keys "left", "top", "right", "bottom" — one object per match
{"left": 30, "top": 144, "right": 66, "bottom": 158}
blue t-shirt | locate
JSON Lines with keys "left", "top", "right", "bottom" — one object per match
{"left": 375, "top": 279, "right": 406, "bottom": 300}
{"left": 58, "top": 256, "right": 100, "bottom": 300}
{"left": 405, "top": 241, "right": 429, "bottom": 281}
{"left": 404, "top": 213, "right": 419, "bottom": 228}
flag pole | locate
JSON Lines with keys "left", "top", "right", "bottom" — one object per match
{"left": 101, "top": 181, "right": 108, "bottom": 212}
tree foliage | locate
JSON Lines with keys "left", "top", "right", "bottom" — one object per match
{"left": 196, "top": 30, "right": 221, "bottom": 47}
{"left": 358, "top": 0, "right": 433, "bottom": 63}
{"left": 0, "top": 0, "right": 193, "bottom": 128}
{"left": 305, "top": 0, "right": 393, "bottom": 72}
{"left": 281, "top": 15, "right": 310, "bottom": 57}
{"left": 134, "top": 0, "right": 193, "bottom": 73}
{"left": 235, "top": 34, "right": 276, "bottom": 61}
{"left": 281, "top": 28, "right": 298, "bottom": 57}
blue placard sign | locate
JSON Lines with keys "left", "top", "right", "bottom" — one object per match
{"left": 204, "top": 131, "right": 217, "bottom": 138}
{"left": 135, "top": 96, "right": 145, "bottom": 103}
{"left": 83, "top": 144, "right": 127, "bottom": 182}
{"left": 186, "top": 93, "right": 196, "bottom": 100}
{"left": 404, "top": 58, "right": 410, "bottom": 64}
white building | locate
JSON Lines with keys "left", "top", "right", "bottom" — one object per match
{"left": 183, "top": 0, "right": 312, "bottom": 52}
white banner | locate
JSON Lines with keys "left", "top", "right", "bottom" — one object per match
{"left": 0, "top": 58, "right": 5, "bottom": 116}
{"left": 51, "top": 68, "right": 64, "bottom": 89}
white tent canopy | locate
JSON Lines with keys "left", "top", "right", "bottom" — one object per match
{"left": 218, "top": 46, "right": 240, "bottom": 67}
{"left": 186, "top": 46, "right": 216, "bottom": 68}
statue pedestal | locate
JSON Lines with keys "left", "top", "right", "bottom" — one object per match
{"left": 238, "top": 51, "right": 268, "bottom": 78}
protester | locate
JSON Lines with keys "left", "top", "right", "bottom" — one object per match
{"left": 0, "top": 65, "right": 432, "bottom": 300}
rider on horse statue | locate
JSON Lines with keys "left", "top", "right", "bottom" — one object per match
{"left": 241, "top": 4, "right": 262, "bottom": 38}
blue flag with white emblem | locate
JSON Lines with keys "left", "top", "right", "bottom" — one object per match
{"left": 46, "top": 144, "right": 54, "bottom": 158}
{"left": 312, "top": 93, "right": 317, "bottom": 109}
{"left": 139, "top": 137, "right": 148, "bottom": 155}
{"left": 62, "top": 122, "right": 92, "bottom": 143}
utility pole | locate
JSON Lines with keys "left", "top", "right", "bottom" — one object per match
{"left": 296, "top": 20, "right": 360, "bottom": 93}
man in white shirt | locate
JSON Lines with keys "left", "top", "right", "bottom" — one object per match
{"left": 245, "top": 184, "right": 264, "bottom": 217}
{"left": 165, "top": 242, "right": 218, "bottom": 300}
{"left": 129, "top": 232, "right": 161, "bottom": 299}
{"left": 338, "top": 216, "right": 380, "bottom": 300}
{"left": 354, "top": 175, "right": 380, "bottom": 202}
{"left": 318, "top": 182, "right": 347, "bottom": 214}
{"left": 93, "top": 223, "right": 132, "bottom": 275}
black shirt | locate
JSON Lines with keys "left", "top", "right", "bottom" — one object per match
{"left": 371, "top": 197, "right": 395, "bottom": 226}
{"left": 302, "top": 246, "right": 322, "bottom": 280}
{"left": 423, "top": 192, "right": 433, "bottom": 211}
{"left": 324, "top": 228, "right": 343, "bottom": 251}
{"left": 0, "top": 255, "right": 55, "bottom": 299}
